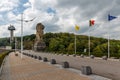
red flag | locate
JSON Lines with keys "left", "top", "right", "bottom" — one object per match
{"left": 89, "top": 20, "right": 95, "bottom": 26}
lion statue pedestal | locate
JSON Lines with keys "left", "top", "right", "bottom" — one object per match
{"left": 34, "top": 41, "right": 46, "bottom": 51}
{"left": 34, "top": 23, "right": 46, "bottom": 51}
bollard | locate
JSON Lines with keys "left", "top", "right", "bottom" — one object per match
{"left": 23, "top": 52, "right": 25, "bottom": 55}
{"left": 28, "top": 54, "right": 30, "bottom": 57}
{"left": 24, "top": 53, "right": 26, "bottom": 55}
{"left": 38, "top": 56, "right": 42, "bottom": 60}
{"left": 73, "top": 54, "right": 76, "bottom": 57}
{"left": 56, "top": 54, "right": 59, "bottom": 55}
{"left": 90, "top": 55, "right": 94, "bottom": 59}
{"left": 81, "top": 66, "right": 92, "bottom": 75}
{"left": 80, "top": 54, "right": 84, "bottom": 58}
{"left": 102, "top": 56, "right": 107, "bottom": 60}
{"left": 61, "top": 54, "right": 64, "bottom": 56}
{"left": 50, "top": 59, "right": 56, "bottom": 64}
{"left": 26, "top": 53, "right": 27, "bottom": 56}
{"left": 31, "top": 55, "right": 34, "bottom": 58}
{"left": 34, "top": 55, "right": 37, "bottom": 59}
{"left": 43, "top": 57, "right": 48, "bottom": 62}
{"left": 33, "top": 55, "right": 35, "bottom": 58}
{"left": 62, "top": 61, "right": 69, "bottom": 68}
{"left": 15, "top": 53, "right": 18, "bottom": 56}
{"left": 66, "top": 54, "right": 69, "bottom": 56}
{"left": 30, "top": 54, "right": 32, "bottom": 57}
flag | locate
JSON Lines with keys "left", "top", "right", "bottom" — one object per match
{"left": 108, "top": 14, "right": 117, "bottom": 21}
{"left": 89, "top": 20, "right": 95, "bottom": 26}
{"left": 75, "top": 25, "right": 80, "bottom": 31}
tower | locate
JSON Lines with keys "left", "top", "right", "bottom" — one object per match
{"left": 8, "top": 25, "right": 15, "bottom": 43}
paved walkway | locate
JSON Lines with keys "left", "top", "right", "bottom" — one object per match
{"left": 24, "top": 51, "right": 119, "bottom": 80}
{"left": 0, "top": 52, "right": 90, "bottom": 80}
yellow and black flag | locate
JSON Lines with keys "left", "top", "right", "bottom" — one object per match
{"left": 75, "top": 25, "right": 80, "bottom": 31}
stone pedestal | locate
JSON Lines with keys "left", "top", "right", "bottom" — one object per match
{"left": 34, "top": 41, "right": 46, "bottom": 51}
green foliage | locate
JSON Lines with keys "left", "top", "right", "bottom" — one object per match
{"left": 43, "top": 33, "right": 120, "bottom": 58}
{"left": 0, "top": 50, "right": 11, "bottom": 66}
{"left": 1, "top": 33, "right": 120, "bottom": 58}
{"left": 67, "top": 43, "right": 74, "bottom": 54}
{"left": 0, "top": 34, "right": 35, "bottom": 50}
{"left": 0, "top": 38, "right": 10, "bottom": 46}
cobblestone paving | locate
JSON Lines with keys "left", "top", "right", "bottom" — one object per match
{"left": 0, "top": 52, "right": 90, "bottom": 80}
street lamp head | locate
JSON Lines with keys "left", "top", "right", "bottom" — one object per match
{"left": 24, "top": 21, "right": 29, "bottom": 22}
{"left": 24, "top": 17, "right": 36, "bottom": 22}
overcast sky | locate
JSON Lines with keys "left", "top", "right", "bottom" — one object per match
{"left": 0, "top": 0, "right": 120, "bottom": 40}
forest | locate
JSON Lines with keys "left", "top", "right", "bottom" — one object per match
{"left": 0, "top": 32, "right": 120, "bottom": 58}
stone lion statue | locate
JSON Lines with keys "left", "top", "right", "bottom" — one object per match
{"left": 36, "top": 23, "right": 45, "bottom": 42}
{"left": 34, "top": 23, "right": 46, "bottom": 51}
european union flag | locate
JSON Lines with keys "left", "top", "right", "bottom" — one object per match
{"left": 108, "top": 14, "right": 117, "bottom": 21}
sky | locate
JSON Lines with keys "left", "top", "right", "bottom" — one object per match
{"left": 0, "top": 0, "right": 120, "bottom": 40}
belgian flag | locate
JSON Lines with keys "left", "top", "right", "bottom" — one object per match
{"left": 89, "top": 20, "right": 95, "bottom": 26}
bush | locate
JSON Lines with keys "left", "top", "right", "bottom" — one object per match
{"left": 0, "top": 51, "right": 11, "bottom": 66}
{"left": 15, "top": 53, "right": 18, "bottom": 56}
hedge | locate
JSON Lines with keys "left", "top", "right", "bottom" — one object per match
{"left": 0, "top": 51, "right": 11, "bottom": 66}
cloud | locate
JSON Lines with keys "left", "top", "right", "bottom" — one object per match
{"left": 0, "top": 15, "right": 3, "bottom": 21}
{"left": 0, "top": 0, "right": 20, "bottom": 12}
{"left": 23, "top": 2, "right": 31, "bottom": 8}
{"left": 0, "top": 0, "right": 120, "bottom": 40}
{"left": 53, "top": 0, "right": 120, "bottom": 39}
{"left": 7, "top": 12, "right": 17, "bottom": 21}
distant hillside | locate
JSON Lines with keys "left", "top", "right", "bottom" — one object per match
{"left": 0, "top": 32, "right": 120, "bottom": 58}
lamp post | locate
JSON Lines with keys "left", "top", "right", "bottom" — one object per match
{"left": 19, "top": 13, "right": 36, "bottom": 59}
{"left": 15, "top": 37, "right": 17, "bottom": 53}
{"left": 21, "top": 13, "right": 23, "bottom": 59}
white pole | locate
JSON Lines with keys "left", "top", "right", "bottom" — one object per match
{"left": 88, "top": 27, "right": 90, "bottom": 56}
{"left": 21, "top": 13, "right": 23, "bottom": 59}
{"left": 75, "top": 32, "right": 76, "bottom": 54}
{"left": 15, "top": 37, "right": 16, "bottom": 53}
{"left": 108, "top": 31, "right": 110, "bottom": 58}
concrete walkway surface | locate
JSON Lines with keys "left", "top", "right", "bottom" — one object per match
{"left": 0, "top": 52, "right": 90, "bottom": 80}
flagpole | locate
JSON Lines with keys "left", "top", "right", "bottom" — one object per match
{"left": 108, "top": 32, "right": 110, "bottom": 58}
{"left": 75, "top": 31, "right": 76, "bottom": 54}
{"left": 108, "top": 23, "right": 110, "bottom": 58}
{"left": 107, "top": 14, "right": 117, "bottom": 58}
{"left": 88, "top": 20, "right": 95, "bottom": 56}
{"left": 74, "top": 25, "right": 79, "bottom": 55}
{"left": 88, "top": 27, "right": 90, "bottom": 56}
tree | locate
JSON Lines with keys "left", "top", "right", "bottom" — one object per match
{"left": 67, "top": 43, "right": 74, "bottom": 54}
